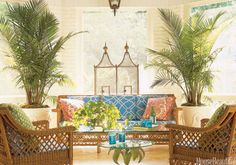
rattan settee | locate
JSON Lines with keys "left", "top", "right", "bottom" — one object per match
{"left": 0, "top": 106, "right": 75, "bottom": 165}
{"left": 166, "top": 105, "right": 236, "bottom": 165}
{"left": 54, "top": 94, "right": 179, "bottom": 152}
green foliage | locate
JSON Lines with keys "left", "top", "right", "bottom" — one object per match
{"left": 110, "top": 148, "right": 121, "bottom": 164}
{"left": 150, "top": 106, "right": 156, "bottom": 117}
{"left": 0, "top": 2, "right": 7, "bottom": 16}
{"left": 109, "top": 147, "right": 145, "bottom": 165}
{"left": 0, "top": 0, "right": 83, "bottom": 107}
{"left": 73, "top": 101, "right": 121, "bottom": 130}
{"left": 122, "top": 149, "right": 132, "bottom": 165}
{"left": 146, "top": 9, "right": 227, "bottom": 106}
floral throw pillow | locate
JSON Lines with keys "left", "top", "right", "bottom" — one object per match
{"left": 143, "top": 96, "right": 176, "bottom": 120}
{"left": 165, "top": 96, "right": 177, "bottom": 120}
{"left": 59, "top": 99, "right": 84, "bottom": 121}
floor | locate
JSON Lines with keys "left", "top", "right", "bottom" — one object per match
{"left": 73, "top": 145, "right": 169, "bottom": 165}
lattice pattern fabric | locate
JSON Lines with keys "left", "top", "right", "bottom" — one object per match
{"left": 135, "top": 95, "right": 148, "bottom": 118}
{"left": 103, "top": 96, "right": 137, "bottom": 120}
{"left": 0, "top": 104, "right": 35, "bottom": 130}
{"left": 67, "top": 95, "right": 101, "bottom": 103}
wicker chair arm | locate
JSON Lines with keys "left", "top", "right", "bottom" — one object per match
{"left": 165, "top": 124, "right": 212, "bottom": 133}
{"left": 167, "top": 124, "right": 205, "bottom": 149}
{"left": 14, "top": 126, "right": 75, "bottom": 136}
{"left": 166, "top": 123, "right": 230, "bottom": 152}
{"left": 201, "top": 118, "right": 209, "bottom": 128}
{"left": 30, "top": 126, "right": 76, "bottom": 135}
{"left": 8, "top": 126, "right": 75, "bottom": 156}
{"left": 32, "top": 120, "right": 49, "bottom": 130}
{"left": 52, "top": 108, "right": 58, "bottom": 112}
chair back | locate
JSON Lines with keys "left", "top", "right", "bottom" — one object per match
{"left": 225, "top": 105, "right": 236, "bottom": 157}
{"left": 196, "top": 105, "right": 236, "bottom": 157}
{"left": 210, "top": 105, "right": 236, "bottom": 157}
{"left": 0, "top": 107, "right": 35, "bottom": 164}
{"left": 0, "top": 107, "right": 15, "bottom": 164}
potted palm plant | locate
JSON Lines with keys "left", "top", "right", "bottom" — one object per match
{"left": 0, "top": 0, "right": 83, "bottom": 121}
{"left": 146, "top": 9, "right": 227, "bottom": 127}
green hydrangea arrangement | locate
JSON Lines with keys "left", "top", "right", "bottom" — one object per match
{"left": 73, "top": 101, "right": 121, "bottom": 130}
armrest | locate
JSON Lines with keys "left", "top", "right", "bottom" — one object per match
{"left": 52, "top": 108, "right": 63, "bottom": 128}
{"left": 52, "top": 108, "right": 58, "bottom": 112}
{"left": 32, "top": 126, "right": 76, "bottom": 135}
{"left": 166, "top": 123, "right": 220, "bottom": 150}
{"left": 173, "top": 107, "right": 183, "bottom": 125}
{"left": 10, "top": 126, "right": 76, "bottom": 156}
{"left": 32, "top": 120, "right": 49, "bottom": 130}
{"left": 165, "top": 124, "right": 211, "bottom": 133}
{"left": 201, "top": 118, "right": 209, "bottom": 128}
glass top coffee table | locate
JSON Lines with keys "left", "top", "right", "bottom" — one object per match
{"left": 72, "top": 124, "right": 170, "bottom": 153}
{"left": 99, "top": 140, "right": 152, "bottom": 165}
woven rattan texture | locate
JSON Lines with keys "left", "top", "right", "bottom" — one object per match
{"left": 73, "top": 131, "right": 169, "bottom": 147}
{"left": 166, "top": 105, "right": 236, "bottom": 165}
{"left": 32, "top": 120, "right": 49, "bottom": 130}
{"left": 0, "top": 107, "right": 75, "bottom": 165}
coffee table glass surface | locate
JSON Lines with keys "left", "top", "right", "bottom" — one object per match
{"left": 100, "top": 140, "right": 152, "bottom": 165}
{"left": 100, "top": 140, "right": 152, "bottom": 149}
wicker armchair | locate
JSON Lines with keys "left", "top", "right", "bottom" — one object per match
{"left": 0, "top": 107, "right": 75, "bottom": 165}
{"left": 166, "top": 105, "right": 236, "bottom": 165}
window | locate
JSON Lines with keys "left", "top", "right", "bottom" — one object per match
{"left": 0, "top": 2, "right": 25, "bottom": 97}
{"left": 192, "top": 1, "right": 236, "bottom": 95}
{"left": 82, "top": 9, "right": 148, "bottom": 94}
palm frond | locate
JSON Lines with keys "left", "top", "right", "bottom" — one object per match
{"left": 146, "top": 9, "right": 226, "bottom": 105}
{"left": 0, "top": 0, "right": 85, "bottom": 107}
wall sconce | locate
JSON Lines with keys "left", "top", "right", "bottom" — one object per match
{"left": 108, "top": 0, "right": 121, "bottom": 16}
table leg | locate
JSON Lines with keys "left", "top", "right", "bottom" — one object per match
{"left": 97, "top": 144, "right": 101, "bottom": 153}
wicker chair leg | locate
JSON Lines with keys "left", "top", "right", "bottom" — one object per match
{"left": 169, "top": 158, "right": 174, "bottom": 165}
{"left": 70, "top": 159, "right": 73, "bottom": 165}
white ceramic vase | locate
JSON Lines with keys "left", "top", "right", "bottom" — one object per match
{"left": 22, "top": 107, "right": 51, "bottom": 122}
{"left": 181, "top": 105, "right": 215, "bottom": 127}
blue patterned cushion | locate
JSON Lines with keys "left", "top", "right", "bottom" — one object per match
{"left": 103, "top": 96, "right": 137, "bottom": 120}
{"left": 83, "top": 96, "right": 101, "bottom": 103}
{"left": 65, "top": 95, "right": 174, "bottom": 121}
{"left": 135, "top": 96, "right": 148, "bottom": 119}
{"left": 67, "top": 96, "right": 101, "bottom": 103}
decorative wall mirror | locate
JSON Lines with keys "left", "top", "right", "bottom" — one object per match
{"left": 94, "top": 43, "right": 139, "bottom": 95}
{"left": 94, "top": 44, "right": 116, "bottom": 95}
{"left": 117, "top": 43, "right": 139, "bottom": 95}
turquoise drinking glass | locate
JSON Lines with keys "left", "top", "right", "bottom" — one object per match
{"left": 108, "top": 132, "right": 116, "bottom": 144}
{"left": 118, "top": 131, "right": 126, "bottom": 142}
